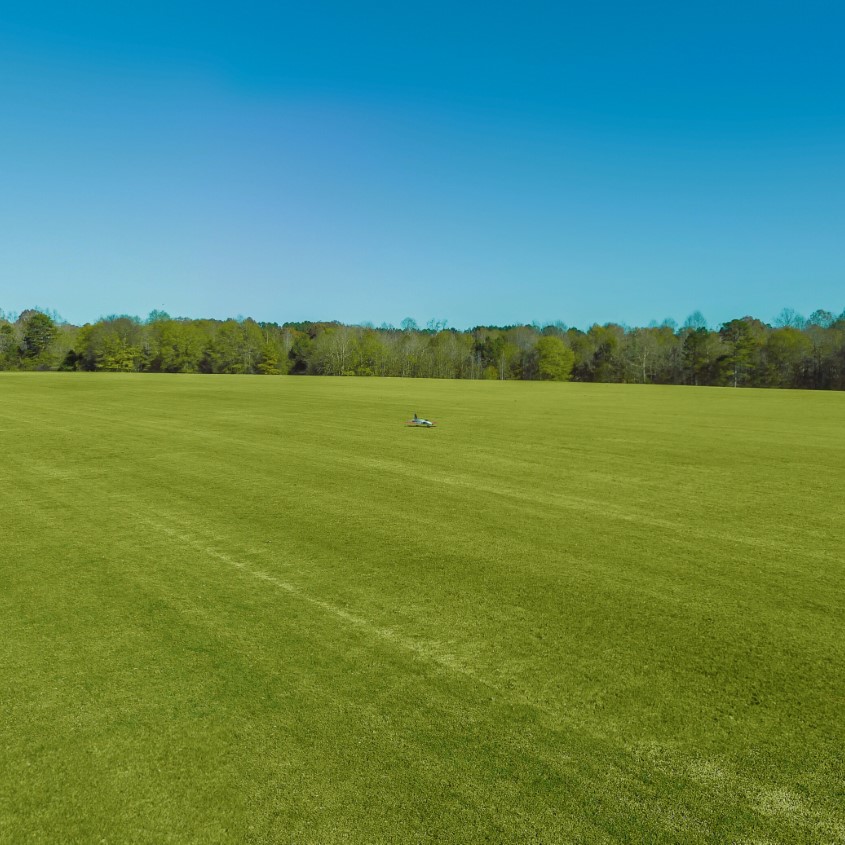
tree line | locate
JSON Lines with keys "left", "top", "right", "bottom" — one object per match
{"left": 2, "top": 306, "right": 845, "bottom": 389}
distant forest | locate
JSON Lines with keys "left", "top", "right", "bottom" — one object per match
{"left": 3, "top": 306, "right": 845, "bottom": 389}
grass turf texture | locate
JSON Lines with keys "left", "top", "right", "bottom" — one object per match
{"left": 1, "top": 373, "right": 843, "bottom": 844}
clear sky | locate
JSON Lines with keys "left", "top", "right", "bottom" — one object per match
{"left": 1, "top": 1, "right": 843, "bottom": 328}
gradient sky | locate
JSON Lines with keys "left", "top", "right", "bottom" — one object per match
{"left": 1, "top": 1, "right": 843, "bottom": 328}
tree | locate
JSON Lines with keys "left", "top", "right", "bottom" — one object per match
{"left": 507, "top": 326, "right": 541, "bottom": 380}
{"left": 72, "top": 316, "right": 143, "bottom": 371}
{"left": 807, "top": 310, "right": 834, "bottom": 329}
{"left": 683, "top": 311, "right": 708, "bottom": 331}
{"left": 97, "top": 334, "right": 139, "bottom": 371}
{"left": 0, "top": 323, "right": 17, "bottom": 369}
{"left": 306, "top": 326, "right": 360, "bottom": 375}
{"left": 623, "top": 328, "right": 660, "bottom": 383}
{"left": 682, "top": 327, "right": 710, "bottom": 386}
{"left": 20, "top": 311, "right": 58, "bottom": 363}
{"left": 536, "top": 336, "right": 575, "bottom": 381}
{"left": 148, "top": 320, "right": 207, "bottom": 372}
{"left": 774, "top": 308, "right": 806, "bottom": 329}
{"left": 209, "top": 320, "right": 264, "bottom": 373}
{"left": 764, "top": 328, "right": 812, "bottom": 387}
{"left": 6, "top": 303, "right": 845, "bottom": 390}
{"left": 583, "top": 324, "right": 624, "bottom": 382}
{"left": 425, "top": 318, "right": 448, "bottom": 333}
{"left": 256, "top": 341, "right": 282, "bottom": 375}
{"left": 356, "top": 329, "right": 389, "bottom": 376}
{"left": 719, "top": 318, "right": 764, "bottom": 387}
{"left": 651, "top": 324, "right": 682, "bottom": 383}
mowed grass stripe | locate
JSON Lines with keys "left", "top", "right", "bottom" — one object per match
{"left": 6, "top": 456, "right": 829, "bottom": 845}
{"left": 1, "top": 373, "right": 843, "bottom": 843}
{"left": 6, "top": 374, "right": 842, "bottom": 551}
{"left": 4, "top": 439, "right": 635, "bottom": 843}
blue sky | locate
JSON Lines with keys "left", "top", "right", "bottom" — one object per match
{"left": 1, "top": 1, "right": 843, "bottom": 328}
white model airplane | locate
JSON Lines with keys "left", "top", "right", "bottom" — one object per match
{"left": 406, "top": 413, "right": 436, "bottom": 427}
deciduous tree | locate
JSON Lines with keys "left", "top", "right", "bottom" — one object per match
{"left": 536, "top": 336, "right": 575, "bottom": 381}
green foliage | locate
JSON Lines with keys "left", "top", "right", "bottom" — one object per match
{"left": 96, "top": 336, "right": 136, "bottom": 371}
{"left": 764, "top": 327, "right": 812, "bottom": 387}
{"left": 73, "top": 317, "right": 143, "bottom": 372}
{"left": 3, "top": 304, "right": 845, "bottom": 389}
{"left": 482, "top": 364, "right": 498, "bottom": 379}
{"left": 19, "top": 311, "right": 58, "bottom": 367}
{"left": 147, "top": 320, "right": 206, "bottom": 373}
{"left": 536, "top": 335, "right": 575, "bottom": 380}
{"left": 146, "top": 309, "right": 172, "bottom": 324}
{"left": 0, "top": 323, "right": 17, "bottom": 369}
{"left": 357, "top": 329, "right": 389, "bottom": 376}
{"left": 209, "top": 319, "right": 265, "bottom": 374}
{"left": 256, "top": 340, "right": 283, "bottom": 375}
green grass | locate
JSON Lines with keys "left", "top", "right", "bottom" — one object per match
{"left": 1, "top": 373, "right": 843, "bottom": 844}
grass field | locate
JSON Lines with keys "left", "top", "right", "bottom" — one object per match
{"left": 1, "top": 373, "right": 843, "bottom": 844}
